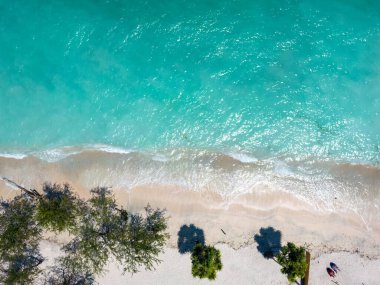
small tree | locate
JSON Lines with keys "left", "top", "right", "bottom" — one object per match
{"left": 36, "top": 183, "right": 82, "bottom": 233}
{"left": 0, "top": 196, "right": 43, "bottom": 284}
{"left": 191, "top": 243, "right": 222, "bottom": 280}
{"left": 277, "top": 242, "right": 307, "bottom": 283}
{"left": 115, "top": 205, "right": 169, "bottom": 273}
{"left": 62, "top": 187, "right": 121, "bottom": 275}
{"left": 63, "top": 187, "right": 169, "bottom": 275}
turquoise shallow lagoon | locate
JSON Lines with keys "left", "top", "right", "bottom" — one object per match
{"left": 0, "top": 0, "right": 379, "bottom": 163}
{"left": 0, "top": 1, "right": 380, "bottom": 217}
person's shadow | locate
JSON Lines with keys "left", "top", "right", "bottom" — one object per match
{"left": 254, "top": 226, "right": 282, "bottom": 258}
{"left": 177, "top": 224, "right": 205, "bottom": 254}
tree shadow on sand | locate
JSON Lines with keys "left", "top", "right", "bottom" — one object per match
{"left": 177, "top": 224, "right": 205, "bottom": 254}
{"left": 254, "top": 226, "right": 282, "bottom": 259}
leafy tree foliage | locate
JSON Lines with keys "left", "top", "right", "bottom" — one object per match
{"left": 61, "top": 188, "right": 117, "bottom": 275}
{"left": 0, "top": 195, "right": 43, "bottom": 284}
{"left": 41, "top": 257, "right": 96, "bottom": 285}
{"left": 115, "top": 204, "right": 169, "bottom": 273}
{"left": 191, "top": 243, "right": 222, "bottom": 280}
{"left": 0, "top": 250, "right": 44, "bottom": 285}
{"left": 0, "top": 179, "right": 170, "bottom": 284}
{"left": 63, "top": 187, "right": 169, "bottom": 275}
{"left": 36, "top": 183, "right": 82, "bottom": 233}
{"left": 277, "top": 242, "right": 307, "bottom": 283}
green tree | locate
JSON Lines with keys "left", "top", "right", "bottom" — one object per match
{"left": 61, "top": 188, "right": 122, "bottom": 275}
{"left": 0, "top": 178, "right": 170, "bottom": 282}
{"left": 0, "top": 195, "right": 43, "bottom": 285}
{"left": 1, "top": 250, "right": 44, "bottom": 285}
{"left": 36, "top": 183, "right": 83, "bottom": 233}
{"left": 115, "top": 204, "right": 169, "bottom": 273}
{"left": 41, "top": 257, "right": 96, "bottom": 285}
{"left": 191, "top": 243, "right": 222, "bottom": 280}
{"left": 63, "top": 187, "right": 169, "bottom": 275}
{"left": 277, "top": 242, "right": 307, "bottom": 283}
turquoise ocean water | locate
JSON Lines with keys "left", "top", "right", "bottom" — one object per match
{"left": 0, "top": 1, "right": 380, "bottom": 214}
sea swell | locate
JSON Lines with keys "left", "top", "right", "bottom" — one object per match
{"left": 1, "top": 0, "right": 380, "bottom": 168}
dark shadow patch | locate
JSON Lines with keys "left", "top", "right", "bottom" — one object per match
{"left": 254, "top": 226, "right": 282, "bottom": 258}
{"left": 177, "top": 224, "right": 205, "bottom": 254}
{"left": 43, "top": 183, "right": 72, "bottom": 199}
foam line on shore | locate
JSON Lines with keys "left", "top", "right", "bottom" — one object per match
{"left": 0, "top": 148, "right": 379, "bottom": 224}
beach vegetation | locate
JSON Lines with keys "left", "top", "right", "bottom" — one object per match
{"left": 277, "top": 242, "right": 307, "bottom": 283}
{"left": 0, "top": 178, "right": 170, "bottom": 284}
{"left": 191, "top": 242, "right": 222, "bottom": 280}
{"left": 0, "top": 250, "right": 44, "bottom": 285}
{"left": 0, "top": 195, "right": 43, "bottom": 285}
{"left": 41, "top": 257, "right": 96, "bottom": 285}
{"left": 62, "top": 187, "right": 169, "bottom": 275}
{"left": 36, "top": 183, "right": 82, "bottom": 233}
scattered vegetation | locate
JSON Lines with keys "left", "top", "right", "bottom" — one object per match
{"left": 191, "top": 242, "right": 222, "bottom": 280}
{"left": 277, "top": 242, "right": 307, "bottom": 283}
{"left": 0, "top": 179, "right": 169, "bottom": 285}
{"left": 0, "top": 196, "right": 43, "bottom": 285}
{"left": 62, "top": 188, "right": 169, "bottom": 275}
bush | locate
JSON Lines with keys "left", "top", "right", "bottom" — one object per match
{"left": 191, "top": 243, "right": 222, "bottom": 280}
{"left": 277, "top": 242, "right": 307, "bottom": 283}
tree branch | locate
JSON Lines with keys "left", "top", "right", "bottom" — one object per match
{"left": 0, "top": 177, "right": 41, "bottom": 199}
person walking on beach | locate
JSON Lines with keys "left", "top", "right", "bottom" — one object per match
{"left": 327, "top": 267, "right": 336, "bottom": 278}
{"left": 330, "top": 262, "right": 340, "bottom": 273}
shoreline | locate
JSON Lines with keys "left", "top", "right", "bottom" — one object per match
{"left": 1, "top": 144, "right": 380, "bottom": 167}
{"left": 0, "top": 149, "right": 379, "bottom": 212}
{"left": 116, "top": 185, "right": 380, "bottom": 256}
{"left": 1, "top": 180, "right": 379, "bottom": 257}
{"left": 1, "top": 151, "right": 379, "bottom": 252}
{"left": 1, "top": 155, "right": 379, "bottom": 283}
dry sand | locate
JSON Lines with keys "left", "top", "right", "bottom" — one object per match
{"left": 40, "top": 240, "right": 380, "bottom": 285}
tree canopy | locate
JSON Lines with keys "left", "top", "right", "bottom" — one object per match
{"left": 36, "top": 183, "right": 82, "bottom": 233}
{"left": 191, "top": 242, "right": 222, "bottom": 280}
{"left": 277, "top": 242, "right": 307, "bottom": 283}
{"left": 41, "top": 257, "right": 96, "bottom": 285}
{"left": 0, "top": 179, "right": 170, "bottom": 284}
{"left": 0, "top": 195, "right": 43, "bottom": 285}
{"left": 63, "top": 188, "right": 169, "bottom": 275}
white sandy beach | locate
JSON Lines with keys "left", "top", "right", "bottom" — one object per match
{"left": 39, "top": 240, "right": 380, "bottom": 285}
{"left": 1, "top": 154, "right": 380, "bottom": 284}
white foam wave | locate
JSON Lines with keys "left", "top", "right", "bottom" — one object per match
{"left": 12, "top": 144, "right": 134, "bottom": 162}
{"left": 33, "top": 148, "right": 81, "bottom": 162}
{"left": 0, "top": 153, "right": 27, "bottom": 159}
{"left": 151, "top": 154, "right": 169, "bottom": 162}
{"left": 273, "top": 160, "right": 294, "bottom": 177}
{"left": 88, "top": 144, "right": 133, "bottom": 155}
{"left": 1, "top": 144, "right": 134, "bottom": 162}
{"left": 227, "top": 152, "right": 258, "bottom": 163}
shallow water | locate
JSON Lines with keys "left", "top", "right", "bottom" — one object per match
{"left": 1, "top": 0, "right": 379, "bottom": 163}
{"left": 0, "top": 1, "right": 380, "bottom": 217}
